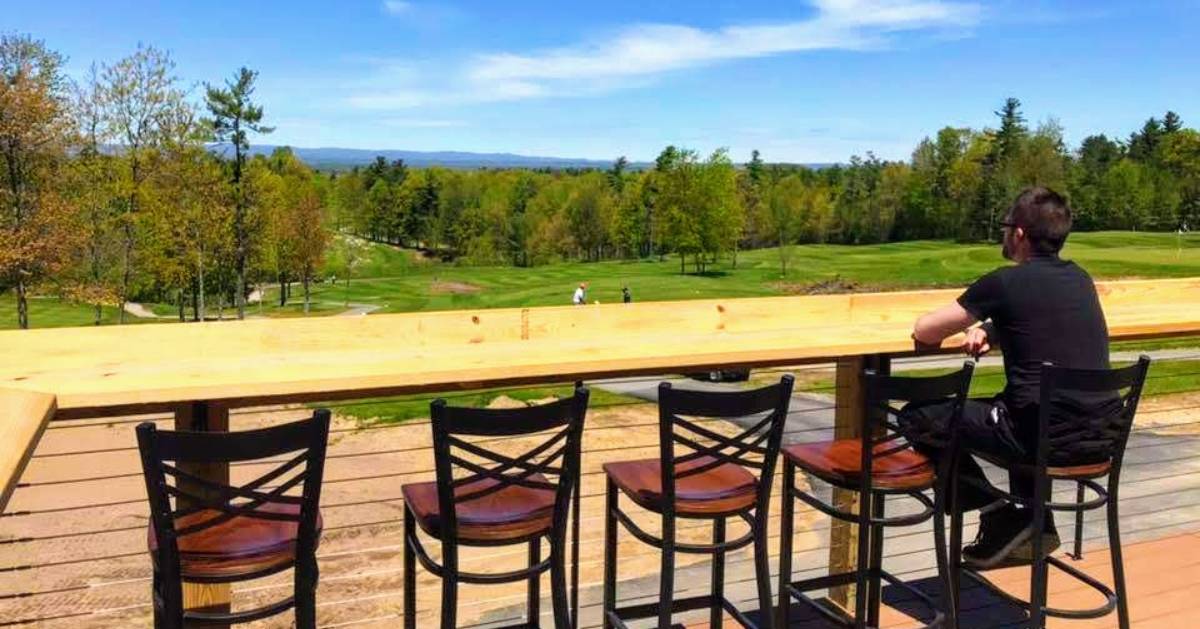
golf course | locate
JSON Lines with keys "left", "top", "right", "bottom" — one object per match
{"left": 5, "top": 231, "right": 1198, "bottom": 424}
{"left": 5, "top": 230, "right": 1198, "bottom": 328}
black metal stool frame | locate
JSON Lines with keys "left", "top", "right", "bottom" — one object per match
{"left": 778, "top": 363, "right": 974, "bottom": 629}
{"left": 136, "top": 409, "right": 331, "bottom": 629}
{"left": 602, "top": 375, "right": 795, "bottom": 629}
{"left": 403, "top": 388, "right": 588, "bottom": 629}
{"left": 948, "top": 356, "right": 1150, "bottom": 629}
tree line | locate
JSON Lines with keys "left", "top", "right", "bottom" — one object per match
{"left": 330, "top": 98, "right": 1200, "bottom": 276}
{"left": 1, "top": 34, "right": 328, "bottom": 328}
{"left": 5, "top": 32, "right": 1200, "bottom": 330}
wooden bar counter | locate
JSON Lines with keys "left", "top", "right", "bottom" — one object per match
{"left": 2, "top": 277, "right": 1199, "bottom": 619}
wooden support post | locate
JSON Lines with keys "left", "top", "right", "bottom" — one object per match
{"left": 174, "top": 401, "right": 231, "bottom": 625}
{"left": 827, "top": 355, "right": 889, "bottom": 611}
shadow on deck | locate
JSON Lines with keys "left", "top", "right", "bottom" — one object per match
{"left": 681, "top": 533, "right": 1200, "bottom": 629}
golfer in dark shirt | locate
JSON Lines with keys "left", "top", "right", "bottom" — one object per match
{"left": 907, "top": 187, "right": 1110, "bottom": 568}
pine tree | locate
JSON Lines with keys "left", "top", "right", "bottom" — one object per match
{"left": 747, "top": 149, "right": 766, "bottom": 186}
{"left": 992, "top": 97, "right": 1028, "bottom": 162}
{"left": 205, "top": 67, "right": 273, "bottom": 320}
{"left": 1128, "top": 117, "right": 1164, "bottom": 162}
{"left": 1164, "top": 111, "right": 1184, "bottom": 134}
{"left": 976, "top": 98, "right": 1029, "bottom": 240}
{"left": 608, "top": 156, "right": 628, "bottom": 193}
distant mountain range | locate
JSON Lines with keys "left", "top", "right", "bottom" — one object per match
{"left": 211, "top": 144, "right": 645, "bottom": 171}
{"left": 208, "top": 144, "right": 833, "bottom": 171}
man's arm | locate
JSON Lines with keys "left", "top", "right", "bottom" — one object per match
{"left": 913, "top": 302, "right": 979, "bottom": 346}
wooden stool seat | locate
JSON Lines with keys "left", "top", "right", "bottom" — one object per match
{"left": 1048, "top": 460, "right": 1112, "bottom": 479}
{"left": 147, "top": 502, "right": 322, "bottom": 581}
{"left": 784, "top": 439, "right": 935, "bottom": 491}
{"left": 975, "top": 449, "right": 1114, "bottom": 480}
{"left": 604, "top": 455, "right": 758, "bottom": 516}
{"left": 402, "top": 475, "right": 556, "bottom": 543}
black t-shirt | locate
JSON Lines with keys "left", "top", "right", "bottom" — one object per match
{"left": 957, "top": 254, "right": 1111, "bottom": 414}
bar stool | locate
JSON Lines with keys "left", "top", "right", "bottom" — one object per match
{"left": 778, "top": 364, "right": 973, "bottom": 629}
{"left": 949, "top": 357, "right": 1150, "bottom": 629}
{"left": 135, "top": 409, "right": 331, "bottom": 629}
{"left": 602, "top": 375, "right": 794, "bottom": 629}
{"left": 403, "top": 388, "right": 588, "bottom": 628}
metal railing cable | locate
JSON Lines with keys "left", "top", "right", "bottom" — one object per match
{"left": 11, "top": 403, "right": 845, "bottom": 491}
{"left": 3, "top": 448, "right": 1197, "bottom": 586}
{"left": 13, "top": 401, "right": 1191, "bottom": 497}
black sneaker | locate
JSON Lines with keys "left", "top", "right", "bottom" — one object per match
{"left": 1008, "top": 517, "right": 1061, "bottom": 564}
{"left": 962, "top": 505, "right": 1034, "bottom": 569}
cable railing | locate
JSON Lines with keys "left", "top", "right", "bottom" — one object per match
{"left": 2, "top": 352, "right": 1199, "bottom": 628}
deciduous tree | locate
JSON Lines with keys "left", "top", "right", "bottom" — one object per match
{"left": 102, "top": 44, "right": 186, "bottom": 322}
{"left": 67, "top": 63, "right": 121, "bottom": 325}
{"left": 0, "top": 34, "right": 76, "bottom": 328}
{"left": 287, "top": 185, "right": 327, "bottom": 313}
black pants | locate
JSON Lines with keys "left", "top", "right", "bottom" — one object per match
{"left": 899, "top": 398, "right": 1048, "bottom": 528}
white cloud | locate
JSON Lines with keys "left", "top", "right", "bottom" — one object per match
{"left": 470, "top": 0, "right": 978, "bottom": 84}
{"left": 381, "top": 1, "right": 463, "bottom": 25}
{"left": 382, "top": 1, "right": 412, "bottom": 16}
{"left": 350, "top": 0, "right": 980, "bottom": 109}
{"left": 346, "top": 92, "right": 429, "bottom": 109}
{"left": 381, "top": 118, "right": 467, "bottom": 128}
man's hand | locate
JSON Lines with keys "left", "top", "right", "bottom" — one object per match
{"left": 963, "top": 326, "right": 991, "bottom": 358}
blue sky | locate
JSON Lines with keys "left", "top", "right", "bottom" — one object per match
{"left": 9, "top": 0, "right": 1199, "bottom": 162}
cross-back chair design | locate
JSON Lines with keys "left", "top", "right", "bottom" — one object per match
{"left": 950, "top": 356, "right": 1150, "bottom": 629}
{"left": 779, "top": 363, "right": 974, "bottom": 629}
{"left": 602, "top": 375, "right": 794, "bottom": 629}
{"left": 135, "top": 409, "right": 331, "bottom": 629}
{"left": 402, "top": 388, "right": 588, "bottom": 628}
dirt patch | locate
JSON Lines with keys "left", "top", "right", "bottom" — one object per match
{"left": 485, "top": 395, "right": 561, "bottom": 409}
{"left": 485, "top": 395, "right": 528, "bottom": 409}
{"left": 774, "top": 276, "right": 862, "bottom": 295}
{"left": 748, "top": 365, "right": 834, "bottom": 391}
{"left": 430, "top": 279, "right": 482, "bottom": 294}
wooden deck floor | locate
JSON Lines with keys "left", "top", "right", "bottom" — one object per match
{"left": 682, "top": 533, "right": 1200, "bottom": 629}
{"left": 5, "top": 400, "right": 1198, "bottom": 628}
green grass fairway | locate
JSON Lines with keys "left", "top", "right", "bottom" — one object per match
{"left": 921, "top": 359, "right": 1200, "bottom": 399}
{"left": 6, "top": 231, "right": 1197, "bottom": 424}
{"left": 260, "top": 231, "right": 1200, "bottom": 317}
{"left": 338, "top": 356, "right": 1200, "bottom": 426}
{"left": 0, "top": 295, "right": 153, "bottom": 329}
{"left": 798, "top": 358, "right": 1200, "bottom": 400}
{"left": 4, "top": 231, "right": 1199, "bottom": 330}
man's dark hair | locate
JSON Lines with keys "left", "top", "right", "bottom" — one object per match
{"left": 1007, "top": 187, "right": 1073, "bottom": 254}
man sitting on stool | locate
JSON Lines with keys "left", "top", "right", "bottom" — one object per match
{"left": 906, "top": 187, "right": 1111, "bottom": 568}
